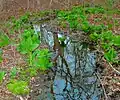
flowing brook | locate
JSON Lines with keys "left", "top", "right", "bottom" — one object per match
{"left": 33, "top": 21, "right": 103, "bottom": 100}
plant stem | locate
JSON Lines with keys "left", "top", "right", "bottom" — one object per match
{"left": 29, "top": 52, "right": 32, "bottom": 66}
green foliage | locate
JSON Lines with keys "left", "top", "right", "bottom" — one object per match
{"left": 11, "top": 13, "right": 30, "bottom": 30}
{"left": 90, "top": 30, "right": 120, "bottom": 63}
{"left": 17, "top": 29, "right": 40, "bottom": 66}
{"left": 17, "top": 29, "right": 40, "bottom": 54}
{"left": 57, "top": 6, "right": 106, "bottom": 32}
{"left": 10, "top": 67, "right": 17, "bottom": 78}
{"left": 18, "top": 49, "right": 52, "bottom": 83}
{"left": 19, "top": 13, "right": 30, "bottom": 23}
{"left": 106, "top": 0, "right": 115, "bottom": 8}
{"left": 89, "top": 32, "right": 99, "bottom": 41}
{"left": 104, "top": 48, "right": 117, "bottom": 62}
{"left": 57, "top": 6, "right": 120, "bottom": 63}
{"left": 19, "top": 70, "right": 31, "bottom": 82}
{"left": 0, "top": 71, "right": 5, "bottom": 83}
{"left": 0, "top": 55, "right": 2, "bottom": 63}
{"left": 100, "top": 31, "right": 113, "bottom": 42}
{"left": 17, "top": 28, "right": 52, "bottom": 70}
{"left": 27, "top": 67, "right": 37, "bottom": 77}
{"left": 0, "top": 49, "right": 3, "bottom": 63}
{"left": 32, "top": 49, "right": 52, "bottom": 70}
{"left": 7, "top": 80, "right": 29, "bottom": 95}
{"left": 17, "top": 27, "right": 52, "bottom": 70}
{"left": 84, "top": 7, "right": 105, "bottom": 14}
{"left": 5, "top": 13, "right": 30, "bottom": 34}
{"left": 57, "top": 6, "right": 85, "bottom": 30}
{"left": 58, "top": 36, "right": 66, "bottom": 42}
{"left": 101, "top": 43, "right": 112, "bottom": 50}
{"left": 113, "top": 36, "right": 120, "bottom": 47}
{"left": 0, "top": 33, "right": 9, "bottom": 47}
{"left": 81, "top": 21, "right": 90, "bottom": 32}
{"left": 20, "top": 67, "right": 37, "bottom": 79}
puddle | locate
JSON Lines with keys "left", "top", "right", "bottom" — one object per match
{"left": 33, "top": 23, "right": 103, "bottom": 100}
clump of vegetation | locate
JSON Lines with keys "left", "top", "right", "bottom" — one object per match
{"left": 84, "top": 7, "right": 105, "bottom": 14}
{"left": 7, "top": 13, "right": 30, "bottom": 34}
{"left": 0, "top": 12, "right": 53, "bottom": 96}
{"left": 7, "top": 80, "right": 29, "bottom": 95}
{"left": 0, "top": 31, "right": 10, "bottom": 63}
{"left": 17, "top": 29, "right": 40, "bottom": 66}
{"left": 56, "top": 5, "right": 120, "bottom": 64}
{"left": 0, "top": 49, "right": 3, "bottom": 63}
{"left": 10, "top": 67, "right": 18, "bottom": 78}
{"left": 32, "top": 49, "right": 52, "bottom": 70}
{"left": 90, "top": 30, "right": 120, "bottom": 63}
{"left": 0, "top": 71, "right": 5, "bottom": 83}
{"left": 17, "top": 28, "right": 52, "bottom": 70}
{"left": 57, "top": 6, "right": 85, "bottom": 30}
{"left": 17, "top": 29, "right": 40, "bottom": 54}
{"left": 0, "top": 32, "right": 9, "bottom": 47}
{"left": 57, "top": 6, "right": 107, "bottom": 33}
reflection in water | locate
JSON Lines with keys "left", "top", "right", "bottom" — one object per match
{"left": 34, "top": 24, "right": 103, "bottom": 100}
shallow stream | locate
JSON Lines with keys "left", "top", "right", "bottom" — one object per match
{"left": 33, "top": 22, "right": 103, "bottom": 100}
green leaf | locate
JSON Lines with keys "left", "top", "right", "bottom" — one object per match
{"left": 0, "top": 33, "right": 9, "bottom": 47}
{"left": 89, "top": 32, "right": 99, "bottom": 41}
{"left": 100, "top": 31, "right": 113, "bottom": 41}
{"left": 0, "top": 71, "right": 5, "bottom": 82}
{"left": 113, "top": 36, "right": 120, "bottom": 46}
{"left": 0, "top": 49, "right": 3, "bottom": 63}
{"left": 7, "top": 80, "right": 29, "bottom": 95}
{"left": 32, "top": 49, "right": 52, "bottom": 70}
{"left": 102, "top": 42, "right": 112, "bottom": 50}
{"left": 104, "top": 48, "right": 117, "bottom": 62}
{"left": 17, "top": 29, "right": 40, "bottom": 54}
{"left": 10, "top": 67, "right": 17, "bottom": 78}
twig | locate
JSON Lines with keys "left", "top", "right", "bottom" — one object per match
{"left": 96, "top": 50, "right": 120, "bottom": 75}
{"left": 96, "top": 72, "right": 108, "bottom": 100}
{"left": 27, "top": 0, "right": 30, "bottom": 10}
{"left": 108, "top": 62, "right": 120, "bottom": 75}
{"left": 49, "top": 0, "right": 53, "bottom": 8}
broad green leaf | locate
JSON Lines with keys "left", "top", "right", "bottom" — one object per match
{"left": 10, "top": 67, "right": 17, "bottom": 78}
{"left": 32, "top": 49, "right": 52, "bottom": 70}
{"left": 113, "top": 36, "right": 120, "bottom": 46}
{"left": 0, "top": 71, "right": 5, "bottom": 82}
{"left": 104, "top": 48, "right": 117, "bottom": 62}
{"left": 7, "top": 80, "right": 29, "bottom": 95}
{"left": 0, "top": 33, "right": 9, "bottom": 47}
{"left": 100, "top": 31, "right": 113, "bottom": 41}
{"left": 89, "top": 32, "right": 99, "bottom": 41}
{"left": 0, "top": 49, "right": 3, "bottom": 63}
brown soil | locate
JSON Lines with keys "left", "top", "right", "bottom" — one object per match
{"left": 0, "top": 0, "right": 80, "bottom": 20}
{"left": 1, "top": 0, "right": 119, "bottom": 20}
